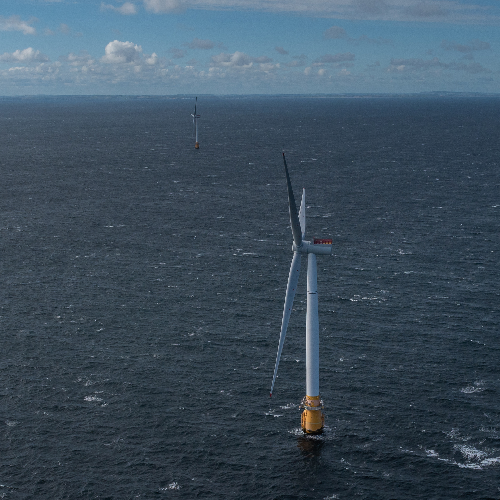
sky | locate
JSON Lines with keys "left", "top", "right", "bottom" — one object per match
{"left": 1, "top": 0, "right": 500, "bottom": 95}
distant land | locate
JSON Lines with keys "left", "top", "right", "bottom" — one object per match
{"left": 1, "top": 92, "right": 500, "bottom": 101}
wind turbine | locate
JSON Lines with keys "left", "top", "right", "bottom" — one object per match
{"left": 270, "top": 152, "right": 332, "bottom": 434}
{"left": 191, "top": 97, "right": 200, "bottom": 149}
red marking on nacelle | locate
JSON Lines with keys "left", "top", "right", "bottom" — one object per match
{"left": 314, "top": 238, "right": 332, "bottom": 245}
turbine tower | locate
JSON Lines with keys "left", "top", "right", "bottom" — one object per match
{"left": 191, "top": 97, "right": 200, "bottom": 149}
{"left": 270, "top": 152, "right": 332, "bottom": 434}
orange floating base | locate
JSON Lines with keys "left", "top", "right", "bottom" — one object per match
{"left": 301, "top": 395, "right": 324, "bottom": 434}
{"left": 195, "top": 142, "right": 199, "bottom": 149}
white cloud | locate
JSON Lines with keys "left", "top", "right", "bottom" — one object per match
{"left": 388, "top": 57, "right": 444, "bottom": 71}
{"left": 138, "top": 0, "right": 500, "bottom": 24}
{"left": 211, "top": 51, "right": 253, "bottom": 69}
{"left": 143, "top": 0, "right": 184, "bottom": 13}
{"left": 4, "top": 62, "right": 61, "bottom": 81}
{"left": 0, "top": 48, "right": 49, "bottom": 63}
{"left": 259, "top": 62, "right": 280, "bottom": 72}
{"left": 0, "top": 16, "right": 36, "bottom": 35}
{"left": 101, "top": 2, "right": 138, "bottom": 15}
{"left": 61, "top": 52, "right": 95, "bottom": 67}
{"left": 145, "top": 52, "right": 159, "bottom": 65}
{"left": 101, "top": 40, "right": 143, "bottom": 63}
{"left": 388, "top": 56, "right": 491, "bottom": 74}
{"left": 275, "top": 46, "right": 288, "bottom": 55}
{"left": 210, "top": 51, "right": 274, "bottom": 72}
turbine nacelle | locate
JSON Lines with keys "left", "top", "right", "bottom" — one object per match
{"left": 292, "top": 240, "right": 332, "bottom": 255}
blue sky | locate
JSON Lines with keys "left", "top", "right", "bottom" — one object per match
{"left": 1, "top": 0, "right": 499, "bottom": 94}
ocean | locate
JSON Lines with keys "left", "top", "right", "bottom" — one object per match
{"left": 1, "top": 95, "right": 499, "bottom": 499}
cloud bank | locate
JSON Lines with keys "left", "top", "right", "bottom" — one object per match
{"left": 101, "top": 2, "right": 138, "bottom": 15}
{"left": 0, "top": 16, "right": 37, "bottom": 35}
{"left": 0, "top": 48, "right": 49, "bottom": 63}
{"left": 138, "top": 0, "right": 500, "bottom": 24}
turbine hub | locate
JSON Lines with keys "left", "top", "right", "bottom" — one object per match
{"left": 293, "top": 240, "right": 332, "bottom": 255}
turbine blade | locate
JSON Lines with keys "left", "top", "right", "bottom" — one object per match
{"left": 299, "top": 188, "right": 306, "bottom": 239}
{"left": 270, "top": 251, "right": 301, "bottom": 396}
{"left": 282, "top": 153, "right": 302, "bottom": 247}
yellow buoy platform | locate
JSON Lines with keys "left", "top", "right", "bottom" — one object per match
{"left": 195, "top": 142, "right": 199, "bottom": 149}
{"left": 301, "top": 395, "right": 324, "bottom": 434}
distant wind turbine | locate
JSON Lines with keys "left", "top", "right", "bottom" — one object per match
{"left": 191, "top": 97, "right": 200, "bottom": 149}
{"left": 270, "top": 152, "right": 332, "bottom": 434}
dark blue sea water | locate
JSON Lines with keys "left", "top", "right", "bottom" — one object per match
{"left": 1, "top": 95, "right": 499, "bottom": 499}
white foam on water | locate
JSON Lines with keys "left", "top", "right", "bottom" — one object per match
{"left": 280, "top": 403, "right": 299, "bottom": 410}
{"left": 455, "top": 444, "right": 487, "bottom": 461}
{"left": 448, "top": 428, "right": 500, "bottom": 469}
{"left": 480, "top": 457, "right": 500, "bottom": 467}
{"left": 349, "top": 293, "right": 387, "bottom": 303}
{"left": 444, "top": 428, "right": 471, "bottom": 442}
{"left": 479, "top": 426, "right": 500, "bottom": 438}
{"left": 84, "top": 395, "right": 103, "bottom": 402}
{"left": 460, "top": 381, "right": 485, "bottom": 394}
{"left": 265, "top": 410, "right": 283, "bottom": 418}
{"left": 159, "top": 482, "right": 181, "bottom": 491}
{"left": 455, "top": 461, "right": 483, "bottom": 469}
{"left": 288, "top": 425, "right": 335, "bottom": 441}
{"left": 410, "top": 428, "right": 500, "bottom": 470}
